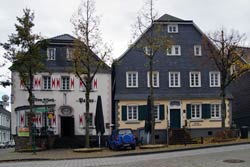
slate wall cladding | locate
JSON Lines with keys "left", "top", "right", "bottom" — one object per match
{"left": 230, "top": 72, "right": 250, "bottom": 127}
{"left": 114, "top": 23, "right": 221, "bottom": 100}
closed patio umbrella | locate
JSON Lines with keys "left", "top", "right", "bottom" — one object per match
{"left": 95, "top": 95, "right": 105, "bottom": 147}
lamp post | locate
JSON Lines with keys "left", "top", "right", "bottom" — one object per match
{"left": 34, "top": 98, "right": 55, "bottom": 149}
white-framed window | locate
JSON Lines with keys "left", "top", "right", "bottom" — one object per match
{"left": 210, "top": 72, "right": 221, "bottom": 87}
{"left": 169, "top": 72, "right": 181, "bottom": 87}
{"left": 194, "top": 45, "right": 202, "bottom": 56}
{"left": 126, "top": 72, "right": 138, "bottom": 88}
{"left": 154, "top": 105, "right": 160, "bottom": 120}
{"left": 211, "top": 104, "right": 221, "bottom": 119}
{"left": 189, "top": 71, "right": 201, "bottom": 87}
{"left": 144, "top": 46, "right": 153, "bottom": 56}
{"left": 61, "top": 76, "right": 70, "bottom": 90}
{"left": 127, "top": 105, "right": 138, "bottom": 121}
{"left": 167, "top": 45, "right": 181, "bottom": 56}
{"left": 191, "top": 104, "right": 202, "bottom": 119}
{"left": 47, "top": 48, "right": 56, "bottom": 60}
{"left": 43, "top": 76, "right": 51, "bottom": 90}
{"left": 168, "top": 24, "right": 178, "bottom": 33}
{"left": 147, "top": 71, "right": 159, "bottom": 87}
{"left": 66, "top": 48, "right": 73, "bottom": 60}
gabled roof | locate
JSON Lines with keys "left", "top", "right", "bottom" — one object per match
{"left": 156, "top": 14, "right": 183, "bottom": 22}
{"left": 116, "top": 13, "right": 196, "bottom": 61}
{"left": 155, "top": 14, "right": 192, "bottom": 23}
{"left": 50, "top": 34, "right": 75, "bottom": 41}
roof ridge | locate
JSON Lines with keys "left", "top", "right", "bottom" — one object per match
{"left": 50, "top": 34, "right": 76, "bottom": 40}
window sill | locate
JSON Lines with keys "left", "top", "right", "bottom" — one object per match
{"left": 190, "top": 119, "right": 203, "bottom": 122}
{"left": 155, "top": 120, "right": 162, "bottom": 123}
{"left": 125, "top": 121, "right": 140, "bottom": 124}
{"left": 60, "top": 90, "right": 72, "bottom": 92}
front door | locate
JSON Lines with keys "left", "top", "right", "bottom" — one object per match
{"left": 170, "top": 109, "right": 181, "bottom": 128}
{"left": 61, "top": 117, "right": 74, "bottom": 137}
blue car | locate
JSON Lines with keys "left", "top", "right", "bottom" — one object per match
{"left": 107, "top": 129, "right": 136, "bottom": 150}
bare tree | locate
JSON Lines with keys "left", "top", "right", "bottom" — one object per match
{"left": 203, "top": 29, "right": 250, "bottom": 128}
{"left": 1, "top": 8, "right": 47, "bottom": 148}
{"left": 71, "top": 0, "right": 111, "bottom": 148}
{"left": 133, "top": 0, "right": 171, "bottom": 144}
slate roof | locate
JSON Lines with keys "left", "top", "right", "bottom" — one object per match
{"left": 155, "top": 14, "right": 192, "bottom": 22}
{"left": 50, "top": 34, "right": 75, "bottom": 41}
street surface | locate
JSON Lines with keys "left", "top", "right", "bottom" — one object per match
{"left": 0, "top": 144, "right": 250, "bottom": 167}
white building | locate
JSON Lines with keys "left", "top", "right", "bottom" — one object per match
{"left": 0, "top": 95, "right": 11, "bottom": 144}
{"left": 11, "top": 34, "right": 111, "bottom": 146}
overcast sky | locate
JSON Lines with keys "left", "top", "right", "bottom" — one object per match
{"left": 1, "top": 0, "right": 250, "bottom": 109}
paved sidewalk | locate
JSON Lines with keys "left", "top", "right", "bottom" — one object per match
{"left": 0, "top": 139, "right": 249, "bottom": 162}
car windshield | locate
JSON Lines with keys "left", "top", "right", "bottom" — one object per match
{"left": 118, "top": 129, "right": 132, "bottom": 135}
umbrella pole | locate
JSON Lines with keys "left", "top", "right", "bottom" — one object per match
{"left": 98, "top": 133, "right": 101, "bottom": 148}
{"left": 147, "top": 132, "right": 150, "bottom": 144}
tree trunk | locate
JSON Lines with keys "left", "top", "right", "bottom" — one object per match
{"left": 149, "top": 57, "right": 155, "bottom": 144}
{"left": 28, "top": 91, "right": 34, "bottom": 145}
{"left": 221, "top": 88, "right": 226, "bottom": 129}
{"left": 85, "top": 88, "right": 90, "bottom": 148}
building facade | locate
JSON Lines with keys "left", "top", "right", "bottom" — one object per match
{"left": 113, "top": 14, "right": 232, "bottom": 144}
{"left": 11, "top": 34, "right": 112, "bottom": 147}
{"left": 230, "top": 47, "right": 250, "bottom": 128}
{"left": 0, "top": 97, "right": 11, "bottom": 144}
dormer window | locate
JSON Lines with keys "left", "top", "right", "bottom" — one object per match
{"left": 66, "top": 48, "right": 73, "bottom": 61}
{"left": 168, "top": 24, "right": 178, "bottom": 33}
{"left": 194, "top": 45, "right": 202, "bottom": 56}
{"left": 47, "top": 48, "right": 56, "bottom": 60}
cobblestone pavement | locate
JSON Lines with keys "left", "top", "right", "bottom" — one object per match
{"left": 0, "top": 144, "right": 250, "bottom": 167}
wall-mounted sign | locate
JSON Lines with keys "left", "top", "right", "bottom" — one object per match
{"left": 18, "top": 127, "right": 29, "bottom": 137}
{"left": 60, "top": 106, "right": 73, "bottom": 116}
{"left": 191, "top": 122, "right": 202, "bottom": 127}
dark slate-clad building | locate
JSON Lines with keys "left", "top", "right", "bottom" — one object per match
{"left": 230, "top": 47, "right": 250, "bottom": 128}
{"left": 113, "top": 14, "right": 232, "bottom": 143}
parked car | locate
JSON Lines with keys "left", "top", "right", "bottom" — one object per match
{"left": 107, "top": 128, "right": 136, "bottom": 150}
{"left": 0, "top": 142, "right": 6, "bottom": 149}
